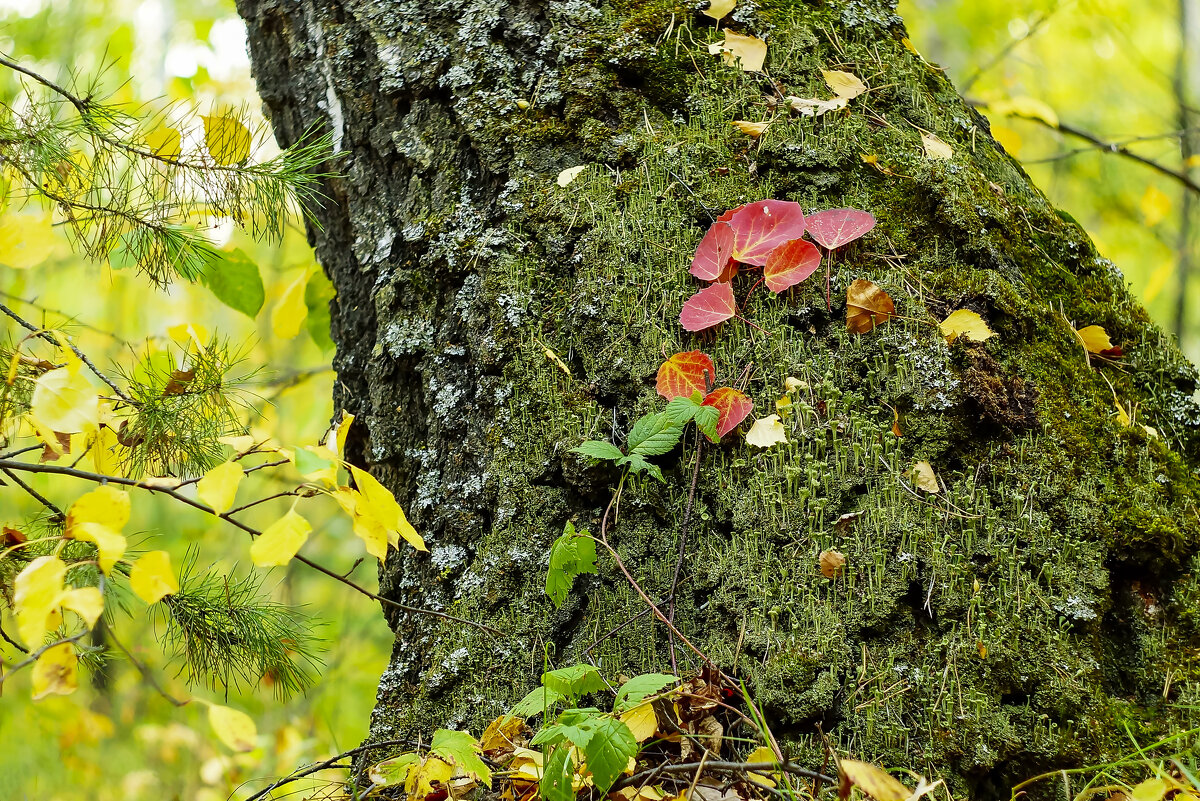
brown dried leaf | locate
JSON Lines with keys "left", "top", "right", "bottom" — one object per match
{"left": 846, "top": 279, "right": 894, "bottom": 333}
{"left": 819, "top": 549, "right": 846, "bottom": 578}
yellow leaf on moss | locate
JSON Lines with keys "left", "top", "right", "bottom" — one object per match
{"left": 14, "top": 556, "right": 66, "bottom": 645}
{"left": 620, "top": 702, "right": 659, "bottom": 743}
{"left": 846, "top": 279, "right": 894, "bottom": 333}
{"left": 208, "top": 703, "right": 258, "bottom": 752}
{"left": 731, "top": 120, "right": 769, "bottom": 138}
{"left": 271, "top": 270, "right": 310, "bottom": 340}
{"left": 407, "top": 756, "right": 454, "bottom": 799}
{"left": 1130, "top": 778, "right": 1169, "bottom": 801}
{"left": 250, "top": 509, "right": 312, "bottom": 567}
{"left": 197, "top": 460, "right": 244, "bottom": 513}
{"left": 745, "top": 415, "right": 787, "bottom": 448}
{"left": 556, "top": 166, "right": 586, "bottom": 187}
{"left": 201, "top": 115, "right": 252, "bottom": 165}
{"left": 921, "top": 132, "right": 953, "bottom": 160}
{"left": 912, "top": 461, "right": 939, "bottom": 493}
{"left": 32, "top": 642, "right": 78, "bottom": 700}
{"left": 822, "top": 70, "right": 867, "bottom": 100}
{"left": 1075, "top": 325, "right": 1114, "bottom": 354}
{"left": 939, "top": 309, "right": 996, "bottom": 344}
{"left": 702, "top": 0, "right": 735, "bottom": 19}
{"left": 708, "top": 31, "right": 767, "bottom": 72}
{"left": 130, "top": 551, "right": 179, "bottom": 604}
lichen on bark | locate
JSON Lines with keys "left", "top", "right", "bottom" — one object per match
{"left": 237, "top": 0, "right": 1200, "bottom": 795}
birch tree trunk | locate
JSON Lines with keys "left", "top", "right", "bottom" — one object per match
{"left": 236, "top": 0, "right": 1200, "bottom": 795}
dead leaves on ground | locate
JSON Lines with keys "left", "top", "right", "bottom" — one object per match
{"left": 846, "top": 279, "right": 894, "bottom": 333}
{"left": 786, "top": 70, "right": 868, "bottom": 117}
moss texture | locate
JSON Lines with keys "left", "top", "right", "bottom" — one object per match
{"left": 238, "top": 0, "right": 1200, "bottom": 796}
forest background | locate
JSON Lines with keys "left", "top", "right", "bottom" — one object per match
{"left": 0, "top": 0, "right": 1195, "bottom": 798}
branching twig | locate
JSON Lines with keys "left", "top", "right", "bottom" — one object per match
{"left": 0, "top": 629, "right": 89, "bottom": 686}
{"left": 1, "top": 466, "right": 65, "bottom": 518}
{"left": 241, "top": 737, "right": 422, "bottom": 801}
{"left": 106, "top": 627, "right": 188, "bottom": 707}
{"left": 0, "top": 457, "right": 504, "bottom": 637}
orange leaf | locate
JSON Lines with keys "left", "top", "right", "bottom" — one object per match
{"left": 701, "top": 387, "right": 753, "bottom": 437}
{"left": 846, "top": 279, "right": 894, "bottom": 333}
{"left": 656, "top": 352, "right": 716, "bottom": 400}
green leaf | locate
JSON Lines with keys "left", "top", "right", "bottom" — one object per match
{"left": 539, "top": 744, "right": 575, "bottom": 801}
{"left": 543, "top": 664, "right": 606, "bottom": 702}
{"left": 511, "top": 685, "right": 566, "bottom": 718}
{"left": 200, "top": 249, "right": 264, "bottom": 318}
{"left": 627, "top": 412, "right": 684, "bottom": 457}
{"left": 531, "top": 707, "right": 601, "bottom": 747}
{"left": 368, "top": 752, "right": 419, "bottom": 787}
{"left": 305, "top": 270, "right": 336, "bottom": 351}
{"left": 617, "top": 454, "right": 665, "bottom": 483}
{"left": 693, "top": 405, "right": 720, "bottom": 442}
{"left": 578, "top": 717, "right": 638, "bottom": 794}
{"left": 294, "top": 446, "right": 335, "bottom": 478}
{"left": 572, "top": 440, "right": 624, "bottom": 461}
{"left": 545, "top": 522, "right": 597, "bottom": 608}
{"left": 431, "top": 729, "right": 491, "bottom": 786}
{"left": 614, "top": 673, "right": 678, "bottom": 713}
{"left": 665, "top": 396, "right": 720, "bottom": 443}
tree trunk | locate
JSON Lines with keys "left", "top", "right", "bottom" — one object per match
{"left": 236, "top": 0, "right": 1200, "bottom": 795}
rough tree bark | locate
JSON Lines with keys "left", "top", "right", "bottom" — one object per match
{"left": 236, "top": 0, "right": 1200, "bottom": 796}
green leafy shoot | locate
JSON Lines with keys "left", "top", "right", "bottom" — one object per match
{"left": 665, "top": 391, "right": 720, "bottom": 443}
{"left": 571, "top": 411, "right": 685, "bottom": 482}
{"left": 532, "top": 707, "right": 639, "bottom": 795}
{"left": 539, "top": 740, "right": 576, "bottom": 801}
{"left": 511, "top": 685, "right": 567, "bottom": 718}
{"left": 542, "top": 663, "right": 607, "bottom": 703}
{"left": 545, "top": 522, "right": 597, "bottom": 608}
{"left": 614, "top": 673, "right": 679, "bottom": 713}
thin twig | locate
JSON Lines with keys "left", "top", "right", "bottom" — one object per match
{"left": 0, "top": 629, "right": 90, "bottom": 686}
{"left": 668, "top": 432, "right": 703, "bottom": 675}
{"left": 241, "top": 737, "right": 423, "bottom": 801}
{"left": 0, "top": 302, "right": 135, "bottom": 403}
{"left": 0, "top": 624, "right": 29, "bottom": 654}
{"left": 0, "top": 457, "right": 504, "bottom": 637}
{"left": 1, "top": 466, "right": 65, "bottom": 518}
{"left": 611, "top": 760, "right": 835, "bottom": 792}
{"left": 106, "top": 628, "right": 188, "bottom": 706}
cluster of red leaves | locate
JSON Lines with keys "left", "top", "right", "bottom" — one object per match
{"left": 655, "top": 351, "right": 753, "bottom": 437}
{"left": 680, "top": 202, "right": 876, "bottom": 332}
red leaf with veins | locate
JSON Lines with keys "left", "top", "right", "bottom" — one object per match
{"left": 690, "top": 222, "right": 735, "bottom": 281}
{"left": 656, "top": 351, "right": 716, "bottom": 400}
{"left": 805, "top": 208, "right": 876, "bottom": 249}
{"left": 764, "top": 239, "right": 822, "bottom": 293}
{"left": 680, "top": 282, "right": 736, "bottom": 332}
{"left": 702, "top": 387, "right": 754, "bottom": 437}
{"left": 717, "top": 205, "right": 743, "bottom": 223}
{"left": 727, "top": 200, "right": 807, "bottom": 265}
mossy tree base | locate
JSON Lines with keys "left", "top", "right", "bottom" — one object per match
{"left": 237, "top": 0, "right": 1200, "bottom": 796}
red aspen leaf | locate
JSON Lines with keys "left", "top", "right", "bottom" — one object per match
{"left": 726, "top": 200, "right": 807, "bottom": 266}
{"left": 716, "top": 258, "right": 739, "bottom": 283}
{"left": 764, "top": 238, "right": 821, "bottom": 293}
{"left": 805, "top": 208, "right": 876, "bottom": 249}
{"left": 717, "top": 205, "right": 743, "bottom": 223}
{"left": 846, "top": 279, "right": 894, "bottom": 333}
{"left": 689, "top": 222, "right": 735, "bottom": 281}
{"left": 702, "top": 387, "right": 753, "bottom": 437}
{"left": 680, "top": 282, "right": 736, "bottom": 332}
{"left": 656, "top": 351, "right": 717, "bottom": 400}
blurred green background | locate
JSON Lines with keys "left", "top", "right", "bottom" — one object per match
{"left": 0, "top": 0, "right": 1196, "bottom": 798}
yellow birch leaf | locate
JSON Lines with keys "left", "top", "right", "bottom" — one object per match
{"left": 91, "top": 425, "right": 123, "bottom": 477}
{"left": 702, "top": 0, "right": 736, "bottom": 19}
{"left": 921, "top": 132, "right": 953, "bottom": 160}
{"left": 708, "top": 31, "right": 767, "bottom": 72}
{"left": 298, "top": 444, "right": 340, "bottom": 486}
{"left": 72, "top": 522, "right": 127, "bottom": 575}
{"left": 731, "top": 120, "right": 769, "bottom": 138}
{"left": 1130, "top": 778, "right": 1169, "bottom": 801}
{"left": 30, "top": 367, "right": 99, "bottom": 433}
{"left": 166, "top": 322, "right": 210, "bottom": 350}
{"left": 349, "top": 465, "right": 426, "bottom": 551}
{"left": 60, "top": 586, "right": 104, "bottom": 628}
{"left": 272, "top": 271, "right": 310, "bottom": 340}
{"left": 1114, "top": 397, "right": 1131, "bottom": 427}
{"left": 939, "top": 309, "right": 996, "bottom": 344}
{"left": 66, "top": 484, "right": 131, "bottom": 533}
{"left": 333, "top": 411, "right": 355, "bottom": 459}
{"left": 0, "top": 210, "right": 60, "bottom": 269}
{"left": 201, "top": 115, "right": 252, "bottom": 165}
{"left": 407, "top": 756, "right": 454, "bottom": 799}
{"left": 144, "top": 126, "right": 181, "bottom": 158}
{"left": 333, "top": 487, "right": 389, "bottom": 562}
{"left": 129, "top": 551, "right": 179, "bottom": 603}
{"left": 822, "top": 69, "right": 867, "bottom": 99}
{"left": 839, "top": 760, "right": 911, "bottom": 801}
{"left": 745, "top": 746, "right": 779, "bottom": 788}
{"left": 14, "top": 556, "right": 66, "bottom": 645}
{"left": 480, "top": 715, "right": 524, "bottom": 752}
{"left": 250, "top": 509, "right": 312, "bottom": 567}
{"left": 620, "top": 702, "right": 659, "bottom": 743}
{"left": 912, "top": 461, "right": 939, "bottom": 493}
{"left": 218, "top": 434, "right": 258, "bottom": 454}
{"left": 32, "top": 642, "right": 78, "bottom": 700}
{"left": 1075, "top": 325, "right": 1114, "bottom": 354}
{"left": 745, "top": 415, "right": 788, "bottom": 448}
{"left": 208, "top": 703, "right": 258, "bottom": 752}
{"left": 196, "top": 460, "right": 244, "bottom": 513}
